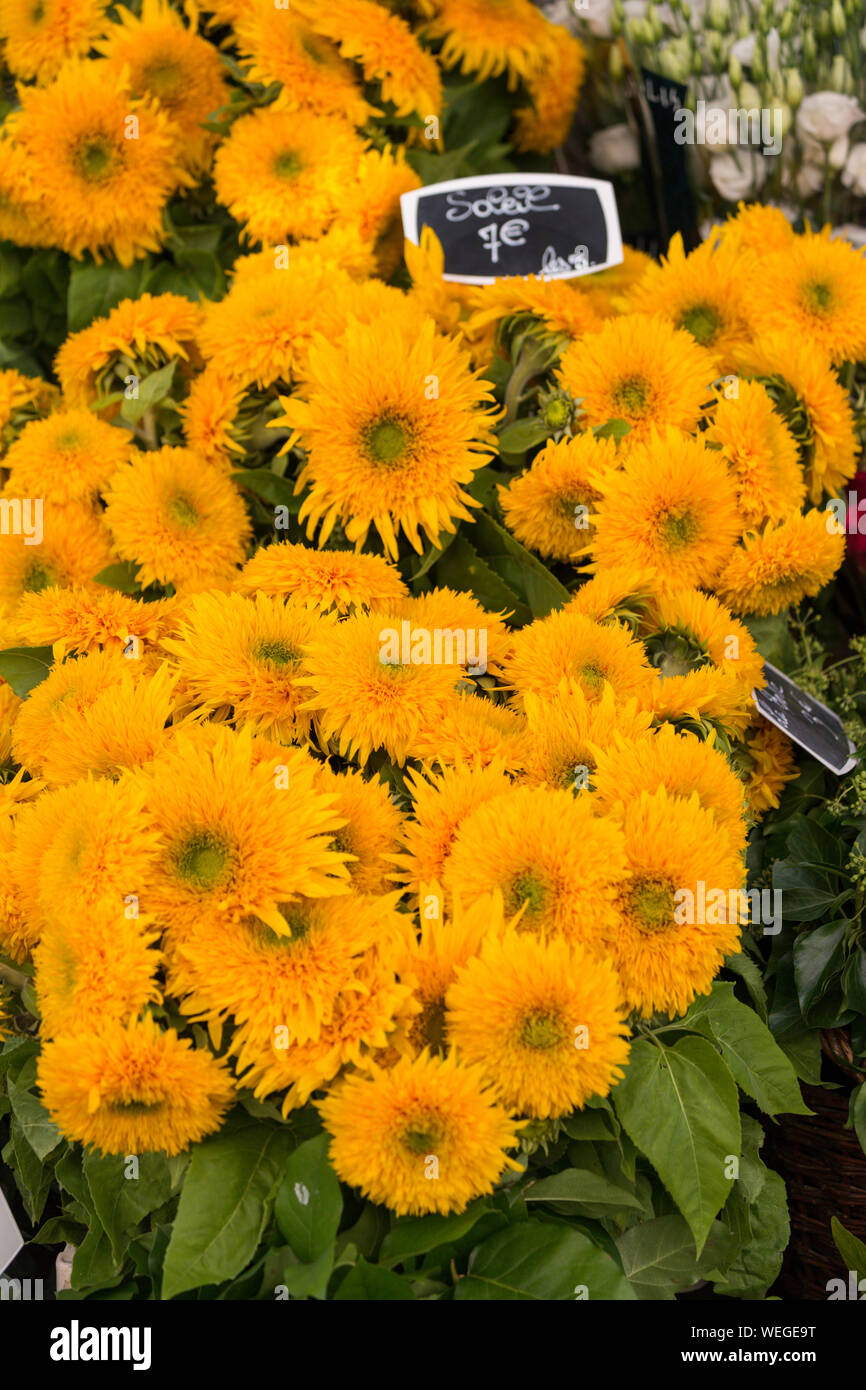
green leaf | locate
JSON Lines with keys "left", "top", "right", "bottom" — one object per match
{"left": 613, "top": 1036, "right": 740, "bottom": 1255}
{"left": 793, "top": 918, "right": 848, "bottom": 1015}
{"left": 273, "top": 1133, "right": 343, "bottom": 1264}
{"left": 724, "top": 951, "right": 768, "bottom": 1022}
{"left": 120, "top": 359, "right": 177, "bottom": 424}
{"left": 93, "top": 561, "right": 142, "bottom": 595}
{"left": 615, "top": 1216, "right": 736, "bottom": 1300}
{"left": 8, "top": 1118, "right": 53, "bottom": 1223}
{"left": 0, "top": 646, "right": 54, "bottom": 697}
{"left": 776, "top": 1026, "right": 823, "bottom": 1085}
{"left": 7, "top": 1079, "right": 62, "bottom": 1160}
{"left": 161, "top": 1121, "right": 294, "bottom": 1300}
{"left": 435, "top": 533, "right": 530, "bottom": 624}
{"left": 379, "top": 1200, "right": 492, "bottom": 1269}
{"left": 470, "top": 512, "right": 570, "bottom": 618}
{"left": 560, "top": 1107, "right": 619, "bottom": 1142}
{"left": 71, "top": 1219, "right": 122, "bottom": 1291}
{"left": 853, "top": 1083, "right": 866, "bottom": 1157}
{"left": 334, "top": 1257, "right": 416, "bottom": 1300}
{"left": 773, "top": 861, "right": 848, "bottom": 922}
{"left": 32, "top": 1216, "right": 88, "bottom": 1247}
{"left": 83, "top": 1152, "right": 173, "bottom": 1264}
{"left": 593, "top": 418, "right": 632, "bottom": 440}
{"left": 230, "top": 468, "right": 300, "bottom": 511}
{"left": 831, "top": 1216, "right": 866, "bottom": 1285}
{"left": 683, "top": 983, "right": 810, "bottom": 1116}
{"left": 843, "top": 947, "right": 866, "bottom": 1014}
{"left": 524, "top": 1168, "right": 643, "bottom": 1218}
{"left": 713, "top": 1169, "right": 789, "bottom": 1298}
{"left": 496, "top": 417, "right": 550, "bottom": 453}
{"left": 456, "top": 1221, "right": 635, "bottom": 1301}
{"left": 67, "top": 261, "right": 149, "bottom": 334}
{"left": 277, "top": 1245, "right": 336, "bottom": 1300}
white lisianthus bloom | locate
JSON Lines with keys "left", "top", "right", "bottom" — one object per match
{"left": 573, "top": 0, "right": 614, "bottom": 35}
{"left": 588, "top": 123, "right": 641, "bottom": 174}
{"left": 841, "top": 142, "right": 866, "bottom": 196}
{"left": 796, "top": 92, "right": 865, "bottom": 144}
{"left": 800, "top": 133, "right": 850, "bottom": 171}
{"left": 708, "top": 151, "right": 768, "bottom": 201}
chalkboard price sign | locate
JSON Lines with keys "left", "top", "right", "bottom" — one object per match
{"left": 754, "top": 663, "right": 859, "bottom": 776}
{"left": 400, "top": 174, "right": 623, "bottom": 286}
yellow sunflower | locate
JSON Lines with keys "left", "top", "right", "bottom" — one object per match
{"left": 96, "top": 0, "right": 230, "bottom": 174}
{"left": 0, "top": 812, "right": 38, "bottom": 963}
{"left": 320, "top": 1051, "right": 521, "bottom": 1216}
{"left": 299, "top": 610, "right": 468, "bottom": 766}
{"left": 314, "top": 764, "right": 404, "bottom": 896}
{"left": 0, "top": 500, "right": 114, "bottom": 620}
{"left": 10, "top": 60, "right": 187, "bottom": 265}
{"left": 468, "top": 275, "right": 602, "bottom": 345}
{"left": 38, "top": 1016, "right": 235, "bottom": 1156}
{"left": 0, "top": 135, "right": 49, "bottom": 247}
{"left": 235, "top": 2, "right": 374, "bottom": 125}
{"left": 738, "top": 721, "right": 799, "bottom": 817}
{"left": 514, "top": 27, "right": 585, "bottom": 153}
{"left": 577, "top": 246, "right": 655, "bottom": 320}
{"left": 0, "top": 367, "right": 57, "bottom": 448}
{"left": 35, "top": 905, "right": 161, "bottom": 1042}
{"left": 55, "top": 292, "right": 202, "bottom": 409}
{"left": 650, "top": 665, "right": 757, "bottom": 739}
{"left": 643, "top": 585, "right": 765, "bottom": 695}
{"left": 294, "top": 0, "right": 442, "bottom": 120}
{"left": 618, "top": 233, "right": 755, "bottom": 372}
{"left": 132, "top": 725, "right": 349, "bottom": 938}
{"left": 214, "top": 107, "right": 366, "bottom": 245}
{"left": 0, "top": 681, "right": 20, "bottom": 767}
{"left": 716, "top": 202, "right": 797, "bottom": 257}
{"left": 593, "top": 723, "right": 749, "bottom": 851}
{"left": 0, "top": 0, "right": 108, "bottom": 83}
{"left": 11, "top": 654, "right": 178, "bottom": 785}
{"left": 4, "top": 407, "right": 132, "bottom": 505}
{"left": 556, "top": 314, "right": 717, "bottom": 441}
{"left": 716, "top": 510, "right": 845, "bottom": 616}
{"left": 13, "top": 585, "right": 177, "bottom": 660}
{"left": 102, "top": 446, "right": 251, "bottom": 592}
{"left": 733, "top": 332, "right": 858, "bottom": 503}
{"left": 235, "top": 540, "right": 408, "bottom": 613}
{"left": 424, "top": 0, "right": 554, "bottom": 88}
{"left": 443, "top": 784, "right": 629, "bottom": 951}
{"left": 605, "top": 787, "right": 744, "bottom": 1018}
{"left": 411, "top": 690, "right": 528, "bottom": 771}
{"left": 162, "top": 589, "right": 327, "bottom": 742}
{"left": 341, "top": 146, "right": 422, "bottom": 279}
{"left": 503, "top": 608, "right": 657, "bottom": 708}
{"left": 179, "top": 365, "right": 248, "bottom": 466}
{"left": 748, "top": 228, "right": 866, "bottom": 366}
{"left": 381, "top": 585, "right": 511, "bottom": 674}
{"left": 498, "top": 432, "right": 617, "bottom": 562}
{"left": 278, "top": 316, "right": 497, "bottom": 558}
{"left": 565, "top": 563, "right": 656, "bottom": 624}
{"left": 394, "top": 761, "right": 514, "bottom": 892}
{"left": 446, "top": 930, "right": 630, "bottom": 1118}
{"left": 520, "top": 681, "right": 654, "bottom": 789}
{"left": 705, "top": 379, "right": 806, "bottom": 527}
{"left": 588, "top": 427, "right": 742, "bottom": 591}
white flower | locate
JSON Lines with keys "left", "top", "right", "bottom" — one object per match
{"left": 800, "top": 132, "right": 850, "bottom": 171}
{"left": 731, "top": 28, "right": 780, "bottom": 69}
{"left": 708, "top": 151, "right": 768, "bottom": 201}
{"left": 588, "top": 123, "right": 641, "bottom": 174}
{"left": 796, "top": 92, "right": 865, "bottom": 145}
{"left": 796, "top": 162, "right": 826, "bottom": 198}
{"left": 831, "top": 223, "right": 866, "bottom": 250}
{"left": 573, "top": 0, "right": 614, "bottom": 36}
{"left": 842, "top": 142, "right": 866, "bottom": 196}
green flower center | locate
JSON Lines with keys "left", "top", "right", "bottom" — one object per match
{"left": 543, "top": 396, "right": 571, "bottom": 429}
{"left": 802, "top": 279, "right": 834, "bottom": 314}
{"left": 401, "top": 1116, "right": 442, "bottom": 1155}
{"left": 509, "top": 870, "right": 547, "bottom": 918}
{"left": 253, "top": 638, "right": 298, "bottom": 669}
{"left": 678, "top": 302, "right": 721, "bottom": 346}
{"left": 274, "top": 151, "right": 302, "bottom": 180}
{"left": 577, "top": 660, "right": 606, "bottom": 693}
{"left": 24, "top": 561, "right": 55, "bottom": 594}
{"left": 75, "top": 137, "right": 115, "bottom": 182}
{"left": 613, "top": 376, "right": 650, "bottom": 415}
{"left": 363, "top": 417, "right": 410, "bottom": 466}
{"left": 412, "top": 999, "right": 447, "bottom": 1053}
{"left": 54, "top": 430, "right": 82, "bottom": 450}
{"left": 519, "top": 1009, "right": 565, "bottom": 1050}
{"left": 624, "top": 876, "right": 676, "bottom": 934}
{"left": 648, "top": 625, "right": 711, "bottom": 679}
{"left": 107, "top": 1098, "right": 164, "bottom": 1114}
{"left": 141, "top": 58, "right": 183, "bottom": 102}
{"left": 170, "top": 494, "right": 200, "bottom": 527}
{"left": 173, "top": 830, "right": 233, "bottom": 891}
{"left": 660, "top": 509, "right": 700, "bottom": 549}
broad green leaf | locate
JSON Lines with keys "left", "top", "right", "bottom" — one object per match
{"left": 67, "top": 261, "right": 149, "bottom": 333}
{"left": 83, "top": 1151, "right": 173, "bottom": 1264}
{"left": 470, "top": 512, "right": 570, "bottom": 618}
{"left": 831, "top": 1216, "right": 866, "bottom": 1285}
{"left": 120, "top": 359, "right": 177, "bottom": 424}
{"left": 793, "top": 918, "right": 848, "bottom": 1014}
{"left": 0, "top": 646, "right": 53, "bottom": 697}
{"left": 593, "top": 418, "right": 631, "bottom": 440}
{"left": 435, "top": 533, "right": 530, "bottom": 624}
{"left": 684, "top": 982, "right": 810, "bottom": 1116}
{"left": 379, "top": 1199, "right": 492, "bottom": 1269}
{"left": 7, "top": 1079, "right": 62, "bottom": 1160}
{"left": 853, "top": 1083, "right": 866, "bottom": 1157}
{"left": 230, "top": 468, "right": 301, "bottom": 511}
{"left": 615, "top": 1215, "right": 736, "bottom": 1300}
{"left": 560, "top": 1107, "right": 619, "bottom": 1142}
{"left": 455, "top": 1221, "right": 635, "bottom": 1301}
{"left": 613, "top": 1036, "right": 740, "bottom": 1255}
{"left": 334, "top": 1257, "right": 416, "bottom": 1301}
{"left": 496, "top": 417, "right": 550, "bottom": 453}
{"left": 713, "top": 1170, "right": 789, "bottom": 1298}
{"left": 524, "top": 1168, "right": 643, "bottom": 1216}
{"left": 843, "top": 947, "right": 866, "bottom": 1014}
{"left": 273, "top": 1134, "right": 343, "bottom": 1264}
{"left": 277, "top": 1246, "right": 336, "bottom": 1300}
{"left": 8, "top": 1118, "right": 53, "bottom": 1223}
{"left": 162, "top": 1122, "right": 293, "bottom": 1299}
{"left": 93, "top": 561, "right": 142, "bottom": 595}
{"left": 773, "top": 861, "right": 848, "bottom": 921}
{"left": 32, "top": 1216, "right": 88, "bottom": 1247}
{"left": 776, "top": 1026, "right": 822, "bottom": 1085}
{"left": 723, "top": 951, "right": 768, "bottom": 1022}
{"left": 71, "top": 1219, "right": 122, "bottom": 1291}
